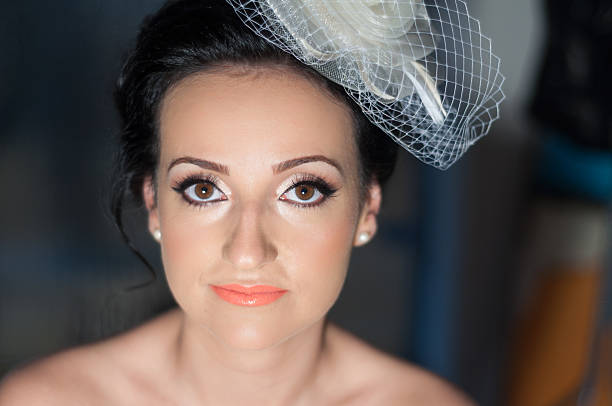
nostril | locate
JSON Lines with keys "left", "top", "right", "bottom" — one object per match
{"left": 223, "top": 241, "right": 277, "bottom": 270}
{"left": 222, "top": 220, "right": 277, "bottom": 270}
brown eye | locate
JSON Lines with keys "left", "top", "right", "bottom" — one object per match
{"left": 194, "top": 182, "right": 214, "bottom": 199}
{"left": 179, "top": 178, "right": 226, "bottom": 205}
{"left": 280, "top": 179, "right": 333, "bottom": 207}
{"left": 296, "top": 184, "right": 315, "bottom": 200}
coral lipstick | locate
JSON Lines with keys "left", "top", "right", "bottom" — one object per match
{"left": 211, "top": 284, "right": 287, "bottom": 307}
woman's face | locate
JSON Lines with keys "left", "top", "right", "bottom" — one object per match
{"left": 145, "top": 68, "right": 380, "bottom": 350}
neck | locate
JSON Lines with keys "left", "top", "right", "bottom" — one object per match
{"left": 172, "top": 313, "right": 330, "bottom": 406}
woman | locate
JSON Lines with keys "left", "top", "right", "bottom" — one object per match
{"left": 0, "top": 0, "right": 502, "bottom": 404}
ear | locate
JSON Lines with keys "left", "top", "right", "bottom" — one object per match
{"left": 142, "top": 176, "right": 160, "bottom": 237}
{"left": 354, "top": 181, "right": 382, "bottom": 246}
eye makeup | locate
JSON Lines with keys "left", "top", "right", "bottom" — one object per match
{"left": 279, "top": 174, "right": 339, "bottom": 208}
{"left": 170, "top": 171, "right": 340, "bottom": 209}
{"left": 171, "top": 173, "right": 228, "bottom": 207}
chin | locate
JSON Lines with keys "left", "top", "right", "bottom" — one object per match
{"left": 208, "top": 310, "right": 327, "bottom": 352}
{"left": 229, "top": 326, "right": 281, "bottom": 351}
{"left": 209, "top": 319, "right": 296, "bottom": 351}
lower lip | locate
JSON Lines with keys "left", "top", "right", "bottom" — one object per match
{"left": 211, "top": 285, "right": 287, "bottom": 307}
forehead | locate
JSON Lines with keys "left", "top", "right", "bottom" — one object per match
{"left": 158, "top": 68, "right": 357, "bottom": 174}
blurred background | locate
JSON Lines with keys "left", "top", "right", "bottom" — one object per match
{"left": 0, "top": 1, "right": 611, "bottom": 405}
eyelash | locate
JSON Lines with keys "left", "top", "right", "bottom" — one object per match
{"left": 171, "top": 174, "right": 225, "bottom": 208}
{"left": 171, "top": 174, "right": 338, "bottom": 208}
{"left": 281, "top": 175, "right": 338, "bottom": 208}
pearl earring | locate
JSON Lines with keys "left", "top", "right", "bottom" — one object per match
{"left": 357, "top": 232, "right": 370, "bottom": 245}
{"left": 153, "top": 229, "right": 162, "bottom": 242}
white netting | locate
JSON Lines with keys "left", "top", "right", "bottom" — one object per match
{"left": 225, "top": 0, "right": 505, "bottom": 169}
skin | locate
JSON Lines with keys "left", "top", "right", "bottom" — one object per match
{"left": 0, "top": 68, "right": 476, "bottom": 405}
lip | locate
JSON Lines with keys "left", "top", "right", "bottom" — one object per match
{"left": 211, "top": 284, "right": 288, "bottom": 307}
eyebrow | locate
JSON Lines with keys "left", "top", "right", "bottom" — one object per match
{"left": 272, "top": 155, "right": 343, "bottom": 175}
{"left": 167, "top": 154, "right": 343, "bottom": 176}
{"left": 167, "top": 157, "right": 230, "bottom": 175}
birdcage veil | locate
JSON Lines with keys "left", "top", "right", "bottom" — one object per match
{"left": 225, "top": 0, "right": 505, "bottom": 169}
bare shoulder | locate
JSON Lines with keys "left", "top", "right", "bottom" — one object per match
{"left": 325, "top": 324, "right": 477, "bottom": 406}
{"left": 0, "top": 309, "right": 181, "bottom": 406}
{"left": 0, "top": 343, "right": 111, "bottom": 405}
{"left": 0, "top": 364, "right": 58, "bottom": 405}
{"left": 376, "top": 364, "right": 477, "bottom": 405}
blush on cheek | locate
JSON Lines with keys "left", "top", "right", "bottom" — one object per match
{"left": 289, "top": 211, "right": 355, "bottom": 315}
{"left": 159, "top": 214, "right": 220, "bottom": 310}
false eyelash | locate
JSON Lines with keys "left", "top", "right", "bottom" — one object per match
{"left": 171, "top": 173, "right": 224, "bottom": 207}
{"left": 287, "top": 174, "right": 338, "bottom": 196}
{"left": 171, "top": 173, "right": 220, "bottom": 193}
{"left": 283, "top": 174, "right": 339, "bottom": 208}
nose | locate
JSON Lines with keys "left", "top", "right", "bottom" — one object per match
{"left": 222, "top": 203, "right": 278, "bottom": 271}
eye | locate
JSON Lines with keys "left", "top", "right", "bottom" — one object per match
{"left": 280, "top": 178, "right": 337, "bottom": 207}
{"left": 173, "top": 176, "right": 227, "bottom": 206}
{"left": 283, "top": 183, "right": 322, "bottom": 204}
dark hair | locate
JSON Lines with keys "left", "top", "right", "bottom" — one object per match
{"left": 111, "top": 0, "right": 399, "bottom": 279}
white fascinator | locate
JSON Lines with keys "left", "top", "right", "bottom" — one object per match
{"left": 225, "top": 0, "right": 505, "bottom": 169}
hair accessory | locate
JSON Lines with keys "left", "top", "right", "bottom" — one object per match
{"left": 153, "top": 229, "right": 162, "bottom": 242}
{"left": 226, "top": 0, "right": 504, "bottom": 169}
{"left": 357, "top": 232, "right": 371, "bottom": 245}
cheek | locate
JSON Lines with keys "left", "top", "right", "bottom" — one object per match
{"left": 276, "top": 201, "right": 358, "bottom": 312}
{"left": 157, "top": 201, "right": 228, "bottom": 308}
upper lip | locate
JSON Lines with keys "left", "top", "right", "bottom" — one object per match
{"left": 213, "top": 284, "right": 287, "bottom": 294}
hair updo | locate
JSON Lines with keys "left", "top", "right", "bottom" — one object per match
{"left": 111, "top": 0, "right": 399, "bottom": 276}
